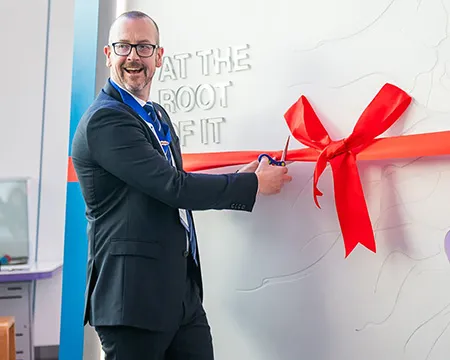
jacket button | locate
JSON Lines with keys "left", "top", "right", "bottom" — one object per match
{"left": 183, "top": 250, "right": 189, "bottom": 257}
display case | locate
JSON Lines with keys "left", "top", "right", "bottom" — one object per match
{"left": 0, "top": 178, "right": 31, "bottom": 269}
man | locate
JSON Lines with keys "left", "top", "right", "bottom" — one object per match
{"left": 71, "top": 10, "right": 292, "bottom": 360}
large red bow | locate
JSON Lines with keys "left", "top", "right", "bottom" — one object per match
{"left": 284, "top": 83, "right": 411, "bottom": 256}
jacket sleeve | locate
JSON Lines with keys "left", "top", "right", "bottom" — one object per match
{"left": 86, "top": 108, "right": 258, "bottom": 211}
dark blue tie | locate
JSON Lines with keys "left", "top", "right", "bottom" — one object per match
{"left": 187, "top": 212, "right": 197, "bottom": 264}
{"left": 144, "top": 102, "right": 197, "bottom": 264}
{"left": 144, "top": 102, "right": 161, "bottom": 130}
{"left": 144, "top": 102, "right": 172, "bottom": 164}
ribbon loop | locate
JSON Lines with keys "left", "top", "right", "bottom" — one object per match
{"left": 285, "top": 95, "right": 332, "bottom": 150}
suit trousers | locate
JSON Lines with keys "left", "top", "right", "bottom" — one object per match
{"left": 95, "top": 264, "right": 214, "bottom": 360}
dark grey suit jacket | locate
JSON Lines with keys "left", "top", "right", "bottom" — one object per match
{"left": 71, "top": 80, "right": 258, "bottom": 331}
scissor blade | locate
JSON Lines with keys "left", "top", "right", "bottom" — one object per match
{"left": 281, "top": 135, "right": 290, "bottom": 162}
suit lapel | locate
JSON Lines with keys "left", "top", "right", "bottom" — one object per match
{"left": 102, "top": 81, "right": 166, "bottom": 158}
{"left": 103, "top": 80, "right": 183, "bottom": 170}
{"left": 102, "top": 80, "right": 121, "bottom": 101}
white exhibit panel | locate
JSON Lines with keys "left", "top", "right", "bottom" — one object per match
{"left": 127, "top": 0, "right": 450, "bottom": 359}
{"left": 0, "top": 0, "right": 49, "bottom": 268}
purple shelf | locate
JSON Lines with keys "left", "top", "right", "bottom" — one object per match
{"left": 0, "top": 264, "right": 62, "bottom": 282}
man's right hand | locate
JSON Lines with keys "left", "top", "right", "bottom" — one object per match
{"left": 255, "top": 157, "right": 292, "bottom": 195}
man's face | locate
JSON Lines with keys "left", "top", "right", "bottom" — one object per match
{"left": 104, "top": 17, "right": 163, "bottom": 100}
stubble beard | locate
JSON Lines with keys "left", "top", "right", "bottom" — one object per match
{"left": 116, "top": 66, "right": 153, "bottom": 99}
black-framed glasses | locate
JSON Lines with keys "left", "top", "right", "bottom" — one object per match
{"left": 111, "top": 42, "right": 158, "bottom": 58}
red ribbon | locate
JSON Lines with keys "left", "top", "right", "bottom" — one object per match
{"left": 67, "top": 83, "right": 450, "bottom": 257}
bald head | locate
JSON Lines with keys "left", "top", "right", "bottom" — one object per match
{"left": 108, "top": 11, "right": 160, "bottom": 45}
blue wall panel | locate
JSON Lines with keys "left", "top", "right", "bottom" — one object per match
{"left": 59, "top": 1, "right": 100, "bottom": 359}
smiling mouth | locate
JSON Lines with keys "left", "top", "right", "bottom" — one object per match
{"left": 124, "top": 68, "right": 144, "bottom": 74}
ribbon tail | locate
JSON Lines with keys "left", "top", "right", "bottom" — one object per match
{"left": 330, "top": 154, "right": 376, "bottom": 257}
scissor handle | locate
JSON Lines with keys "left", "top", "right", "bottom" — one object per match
{"left": 258, "top": 154, "right": 286, "bottom": 167}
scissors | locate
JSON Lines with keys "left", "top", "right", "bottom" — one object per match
{"left": 258, "top": 135, "right": 290, "bottom": 166}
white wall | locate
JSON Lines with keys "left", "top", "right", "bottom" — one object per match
{"left": 95, "top": 0, "right": 118, "bottom": 94}
{"left": 126, "top": 0, "right": 450, "bottom": 359}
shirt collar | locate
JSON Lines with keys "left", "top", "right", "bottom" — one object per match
{"left": 110, "top": 78, "right": 148, "bottom": 107}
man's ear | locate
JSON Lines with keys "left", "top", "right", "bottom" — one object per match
{"left": 156, "top": 47, "right": 164, "bottom": 68}
{"left": 104, "top": 45, "right": 112, "bottom": 67}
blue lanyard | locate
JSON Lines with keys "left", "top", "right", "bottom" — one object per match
{"left": 109, "top": 79, "right": 172, "bottom": 157}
